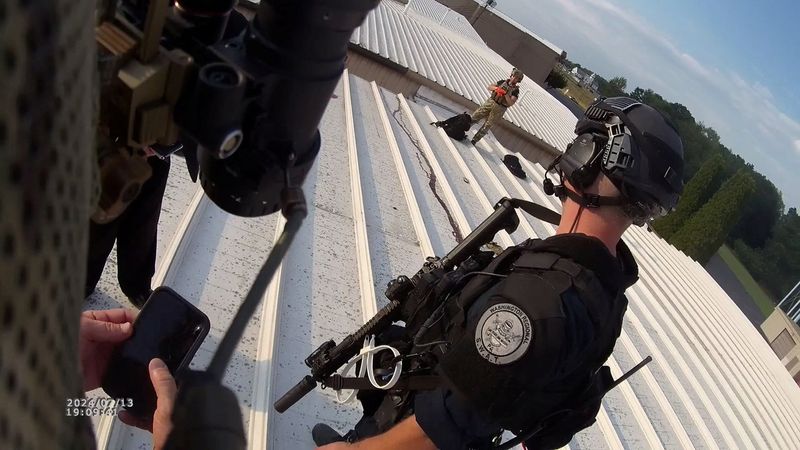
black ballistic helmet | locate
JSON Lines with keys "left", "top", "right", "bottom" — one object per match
{"left": 576, "top": 97, "right": 685, "bottom": 216}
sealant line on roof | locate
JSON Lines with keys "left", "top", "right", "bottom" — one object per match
{"left": 390, "top": 98, "right": 462, "bottom": 242}
{"left": 370, "top": 81, "right": 435, "bottom": 258}
{"left": 421, "top": 105, "right": 513, "bottom": 247}
{"left": 397, "top": 94, "right": 471, "bottom": 241}
{"left": 432, "top": 118, "right": 537, "bottom": 240}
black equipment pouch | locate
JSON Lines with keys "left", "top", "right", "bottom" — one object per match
{"left": 431, "top": 112, "right": 473, "bottom": 141}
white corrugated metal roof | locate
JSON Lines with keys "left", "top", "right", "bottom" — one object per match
{"left": 387, "top": 0, "right": 485, "bottom": 44}
{"left": 87, "top": 72, "right": 800, "bottom": 450}
{"left": 351, "top": 0, "right": 579, "bottom": 153}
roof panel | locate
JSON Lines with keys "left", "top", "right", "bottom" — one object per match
{"left": 89, "top": 71, "right": 800, "bottom": 450}
{"left": 351, "top": 0, "right": 578, "bottom": 152}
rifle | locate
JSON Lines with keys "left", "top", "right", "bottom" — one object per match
{"left": 274, "top": 197, "right": 561, "bottom": 413}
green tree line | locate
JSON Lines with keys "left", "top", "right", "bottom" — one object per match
{"left": 587, "top": 76, "right": 795, "bottom": 302}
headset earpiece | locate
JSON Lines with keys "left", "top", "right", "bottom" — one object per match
{"left": 543, "top": 178, "right": 554, "bottom": 196}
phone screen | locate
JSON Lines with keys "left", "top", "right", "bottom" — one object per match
{"left": 102, "top": 287, "right": 209, "bottom": 417}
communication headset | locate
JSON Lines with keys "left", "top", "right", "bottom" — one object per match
{"left": 543, "top": 108, "right": 632, "bottom": 209}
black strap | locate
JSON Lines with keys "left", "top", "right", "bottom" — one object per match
{"left": 324, "top": 375, "right": 441, "bottom": 391}
{"left": 509, "top": 198, "right": 561, "bottom": 225}
{"left": 562, "top": 186, "right": 625, "bottom": 208}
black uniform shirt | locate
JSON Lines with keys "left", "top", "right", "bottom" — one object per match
{"left": 414, "top": 233, "right": 638, "bottom": 450}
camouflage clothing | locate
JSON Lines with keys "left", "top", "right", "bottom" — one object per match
{"left": 470, "top": 78, "right": 519, "bottom": 143}
{"left": 471, "top": 99, "right": 507, "bottom": 143}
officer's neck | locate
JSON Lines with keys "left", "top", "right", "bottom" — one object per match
{"left": 556, "top": 200, "right": 629, "bottom": 257}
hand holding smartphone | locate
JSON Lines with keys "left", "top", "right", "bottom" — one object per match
{"left": 102, "top": 287, "right": 210, "bottom": 418}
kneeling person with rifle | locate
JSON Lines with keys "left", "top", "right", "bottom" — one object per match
{"left": 276, "top": 98, "right": 684, "bottom": 450}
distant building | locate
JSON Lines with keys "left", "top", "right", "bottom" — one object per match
{"left": 762, "top": 281, "right": 800, "bottom": 384}
{"left": 569, "top": 67, "right": 599, "bottom": 93}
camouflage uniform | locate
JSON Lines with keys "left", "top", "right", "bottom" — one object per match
{"left": 471, "top": 98, "right": 508, "bottom": 143}
{"left": 471, "top": 77, "right": 520, "bottom": 143}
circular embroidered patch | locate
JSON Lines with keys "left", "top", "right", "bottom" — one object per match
{"left": 475, "top": 303, "right": 533, "bottom": 365}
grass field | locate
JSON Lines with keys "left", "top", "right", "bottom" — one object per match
{"left": 717, "top": 244, "right": 776, "bottom": 316}
{"left": 560, "top": 76, "right": 596, "bottom": 110}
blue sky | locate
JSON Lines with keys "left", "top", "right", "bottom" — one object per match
{"left": 496, "top": 0, "right": 800, "bottom": 209}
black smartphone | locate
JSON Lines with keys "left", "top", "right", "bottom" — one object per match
{"left": 102, "top": 286, "right": 210, "bottom": 418}
{"left": 149, "top": 142, "right": 183, "bottom": 159}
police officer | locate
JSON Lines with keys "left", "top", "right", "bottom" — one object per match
{"left": 469, "top": 68, "right": 523, "bottom": 145}
{"left": 312, "top": 97, "right": 685, "bottom": 449}
{"left": 84, "top": 150, "right": 170, "bottom": 308}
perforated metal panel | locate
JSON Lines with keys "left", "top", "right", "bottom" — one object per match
{"left": 0, "top": 0, "right": 96, "bottom": 448}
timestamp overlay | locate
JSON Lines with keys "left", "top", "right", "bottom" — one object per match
{"left": 65, "top": 397, "right": 133, "bottom": 417}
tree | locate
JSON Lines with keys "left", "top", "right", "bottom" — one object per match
{"left": 653, "top": 153, "right": 725, "bottom": 239}
{"left": 597, "top": 75, "right": 627, "bottom": 97}
{"left": 670, "top": 169, "right": 756, "bottom": 264}
{"left": 727, "top": 169, "right": 784, "bottom": 248}
{"left": 734, "top": 208, "right": 800, "bottom": 299}
{"left": 608, "top": 76, "right": 627, "bottom": 93}
{"left": 629, "top": 87, "right": 656, "bottom": 103}
{"left": 545, "top": 70, "right": 567, "bottom": 89}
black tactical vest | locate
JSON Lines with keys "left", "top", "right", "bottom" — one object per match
{"left": 428, "top": 234, "right": 638, "bottom": 435}
{"left": 491, "top": 80, "right": 515, "bottom": 106}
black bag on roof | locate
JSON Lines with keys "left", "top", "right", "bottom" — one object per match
{"left": 431, "top": 112, "right": 473, "bottom": 141}
{"left": 502, "top": 154, "right": 527, "bottom": 179}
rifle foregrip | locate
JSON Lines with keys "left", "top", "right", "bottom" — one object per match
{"left": 349, "top": 300, "right": 402, "bottom": 343}
{"left": 274, "top": 376, "right": 316, "bottom": 413}
{"left": 314, "top": 300, "right": 402, "bottom": 373}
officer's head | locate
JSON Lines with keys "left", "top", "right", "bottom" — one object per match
{"left": 510, "top": 68, "right": 524, "bottom": 83}
{"left": 545, "top": 97, "right": 685, "bottom": 226}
